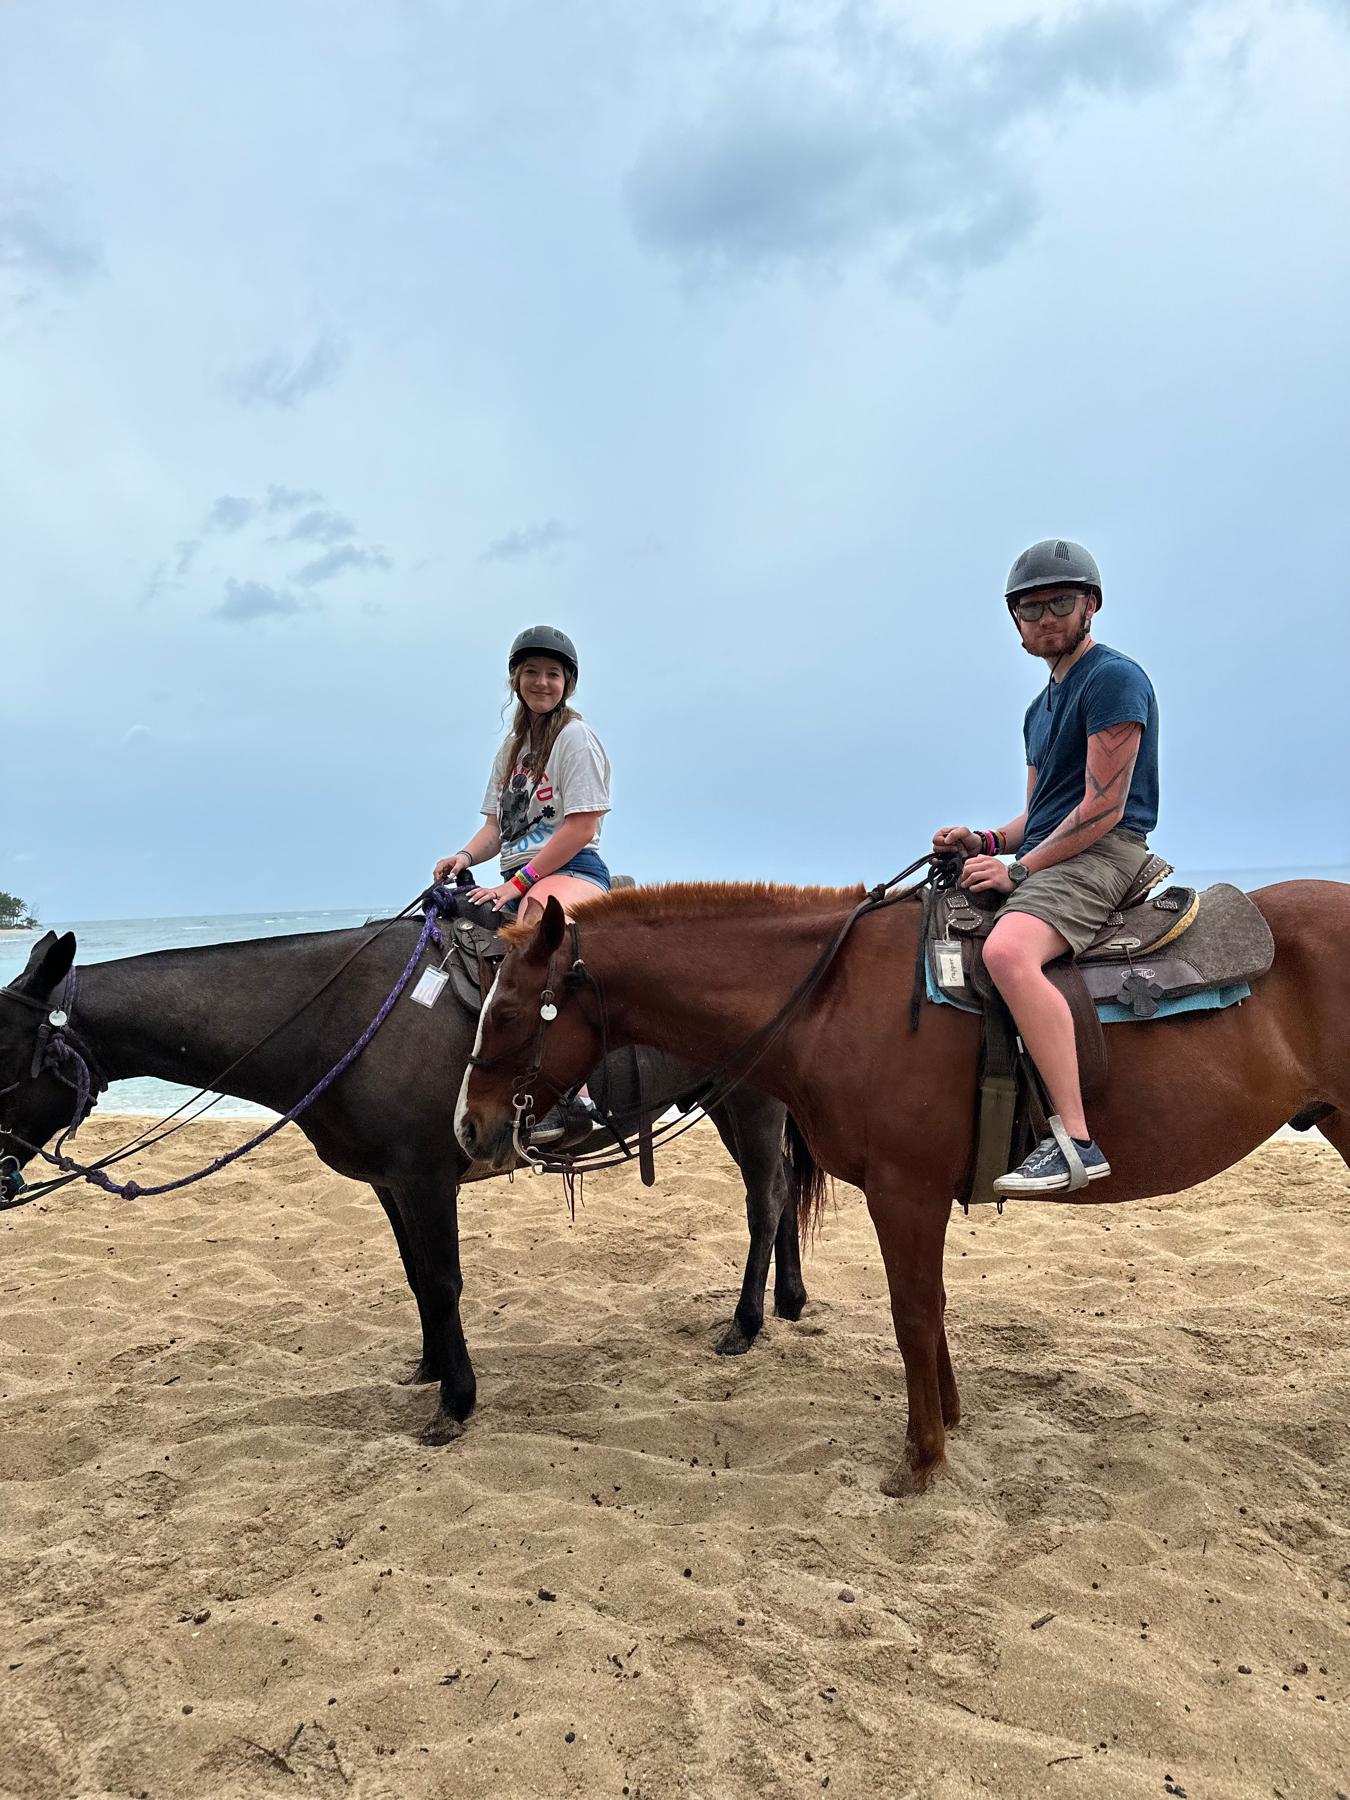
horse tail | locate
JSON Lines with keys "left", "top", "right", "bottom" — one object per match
{"left": 784, "top": 1113, "right": 829, "bottom": 1245}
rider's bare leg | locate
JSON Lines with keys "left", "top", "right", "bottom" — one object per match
{"left": 518, "top": 873, "right": 605, "bottom": 922}
{"left": 519, "top": 874, "right": 607, "bottom": 1133}
{"left": 982, "top": 912, "right": 1090, "bottom": 1140}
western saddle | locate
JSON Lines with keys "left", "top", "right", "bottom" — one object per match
{"left": 922, "top": 853, "right": 1276, "bottom": 1205}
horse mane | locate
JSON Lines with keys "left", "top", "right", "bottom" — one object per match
{"left": 500, "top": 882, "right": 866, "bottom": 945}
{"left": 574, "top": 880, "right": 871, "bottom": 924}
{"left": 500, "top": 877, "right": 928, "bottom": 944}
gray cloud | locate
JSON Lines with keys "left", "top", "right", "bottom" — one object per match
{"left": 143, "top": 483, "right": 393, "bottom": 614}
{"left": 139, "top": 563, "right": 172, "bottom": 606}
{"left": 167, "top": 494, "right": 261, "bottom": 586}
{"left": 227, "top": 334, "right": 348, "bottom": 409}
{"left": 213, "top": 579, "right": 306, "bottom": 622}
{"left": 1, "top": 207, "right": 100, "bottom": 310}
{"left": 172, "top": 539, "right": 200, "bottom": 578}
{"left": 480, "top": 518, "right": 574, "bottom": 563}
{"left": 284, "top": 507, "right": 358, "bottom": 545}
{"left": 293, "top": 543, "right": 392, "bottom": 587}
{"left": 626, "top": 0, "right": 1204, "bottom": 289}
{"left": 265, "top": 483, "right": 323, "bottom": 512}
{"left": 204, "top": 494, "right": 257, "bottom": 532}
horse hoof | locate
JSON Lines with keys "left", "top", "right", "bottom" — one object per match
{"left": 397, "top": 1359, "right": 438, "bottom": 1387}
{"left": 774, "top": 1292, "right": 807, "bottom": 1321}
{"left": 715, "top": 1321, "right": 755, "bottom": 1356}
{"left": 879, "top": 1457, "right": 943, "bottom": 1499}
{"left": 421, "top": 1413, "right": 468, "bottom": 1447}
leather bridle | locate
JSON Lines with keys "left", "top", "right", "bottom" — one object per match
{"left": 0, "top": 970, "right": 108, "bottom": 1206}
{"left": 467, "top": 855, "right": 938, "bottom": 1179}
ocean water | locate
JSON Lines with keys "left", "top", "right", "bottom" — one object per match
{"left": 0, "top": 905, "right": 400, "bottom": 1119}
{"left": 2, "top": 862, "right": 1346, "bottom": 1123}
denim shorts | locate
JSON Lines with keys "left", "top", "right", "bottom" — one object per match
{"left": 552, "top": 846, "right": 611, "bottom": 892}
{"left": 501, "top": 845, "right": 611, "bottom": 900}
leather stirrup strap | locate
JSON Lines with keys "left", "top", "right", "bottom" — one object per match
{"left": 628, "top": 1044, "right": 656, "bottom": 1188}
{"left": 968, "top": 999, "right": 1020, "bottom": 1205}
{"left": 1045, "top": 1112, "right": 1090, "bottom": 1192}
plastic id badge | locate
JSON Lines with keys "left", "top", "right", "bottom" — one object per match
{"left": 934, "top": 938, "right": 964, "bottom": 988}
{"left": 410, "top": 968, "right": 449, "bottom": 1009}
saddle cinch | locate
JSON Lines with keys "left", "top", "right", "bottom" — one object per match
{"left": 924, "top": 855, "right": 1276, "bottom": 1206}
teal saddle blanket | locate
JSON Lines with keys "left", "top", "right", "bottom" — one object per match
{"left": 923, "top": 958, "right": 1250, "bottom": 1025}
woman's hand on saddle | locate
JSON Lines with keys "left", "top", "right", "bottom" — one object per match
{"left": 933, "top": 826, "right": 980, "bottom": 855}
{"left": 960, "top": 854, "right": 1013, "bottom": 895}
{"left": 434, "top": 853, "right": 472, "bottom": 884}
{"left": 468, "top": 880, "right": 521, "bottom": 912}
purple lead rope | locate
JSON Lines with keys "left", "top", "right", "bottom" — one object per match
{"left": 31, "top": 891, "right": 452, "bottom": 1202}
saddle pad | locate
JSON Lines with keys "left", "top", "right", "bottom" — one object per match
{"left": 922, "top": 957, "right": 1251, "bottom": 1025}
{"left": 928, "top": 882, "right": 1272, "bottom": 1013}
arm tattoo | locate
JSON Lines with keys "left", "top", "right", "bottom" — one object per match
{"left": 1087, "top": 766, "right": 1128, "bottom": 801}
{"left": 1035, "top": 724, "right": 1142, "bottom": 859}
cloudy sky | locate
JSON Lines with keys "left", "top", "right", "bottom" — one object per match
{"left": 3, "top": 0, "right": 1347, "bottom": 920}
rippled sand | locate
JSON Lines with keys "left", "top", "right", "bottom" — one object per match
{"left": 1, "top": 1119, "right": 1346, "bottom": 1799}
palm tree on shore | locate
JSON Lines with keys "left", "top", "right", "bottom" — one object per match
{"left": 0, "top": 891, "right": 39, "bottom": 929}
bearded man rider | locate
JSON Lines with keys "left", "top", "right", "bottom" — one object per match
{"left": 932, "top": 539, "right": 1159, "bottom": 1196}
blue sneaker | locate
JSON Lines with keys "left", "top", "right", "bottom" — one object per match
{"left": 993, "top": 1134, "right": 1111, "bottom": 1196}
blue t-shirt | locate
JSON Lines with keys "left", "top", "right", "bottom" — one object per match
{"left": 1022, "top": 643, "right": 1159, "bottom": 854}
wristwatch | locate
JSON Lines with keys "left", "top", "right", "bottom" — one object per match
{"left": 1008, "top": 861, "right": 1030, "bottom": 887}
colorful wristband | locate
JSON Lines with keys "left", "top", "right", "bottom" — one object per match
{"left": 509, "top": 871, "right": 531, "bottom": 896}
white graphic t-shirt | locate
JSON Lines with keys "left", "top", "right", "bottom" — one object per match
{"left": 481, "top": 718, "right": 611, "bottom": 874}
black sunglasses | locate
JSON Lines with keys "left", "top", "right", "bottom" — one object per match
{"left": 1008, "top": 592, "right": 1084, "bottom": 623}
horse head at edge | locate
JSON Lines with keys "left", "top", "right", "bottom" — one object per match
{"left": 0, "top": 931, "right": 81, "bottom": 1202}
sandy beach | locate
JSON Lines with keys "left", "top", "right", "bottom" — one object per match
{"left": 1, "top": 1118, "right": 1345, "bottom": 1799}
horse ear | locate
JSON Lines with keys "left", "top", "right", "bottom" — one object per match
{"left": 525, "top": 896, "right": 568, "bottom": 963}
{"left": 18, "top": 931, "right": 58, "bottom": 978}
{"left": 21, "top": 931, "right": 77, "bottom": 997}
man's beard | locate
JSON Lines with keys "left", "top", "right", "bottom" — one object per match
{"left": 1019, "top": 618, "right": 1088, "bottom": 658}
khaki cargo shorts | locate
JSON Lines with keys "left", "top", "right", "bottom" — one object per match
{"left": 998, "top": 828, "right": 1152, "bottom": 956}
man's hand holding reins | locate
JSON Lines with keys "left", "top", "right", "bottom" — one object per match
{"left": 932, "top": 826, "right": 980, "bottom": 854}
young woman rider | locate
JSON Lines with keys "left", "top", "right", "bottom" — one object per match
{"left": 435, "top": 626, "right": 612, "bottom": 921}
{"left": 434, "top": 625, "right": 612, "bottom": 916}
{"left": 433, "top": 626, "right": 611, "bottom": 1147}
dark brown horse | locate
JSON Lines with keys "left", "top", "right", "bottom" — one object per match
{"left": 456, "top": 878, "right": 1350, "bottom": 1494}
{"left": 0, "top": 922, "right": 804, "bottom": 1438}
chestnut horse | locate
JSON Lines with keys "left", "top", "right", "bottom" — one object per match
{"left": 456, "top": 878, "right": 1350, "bottom": 1494}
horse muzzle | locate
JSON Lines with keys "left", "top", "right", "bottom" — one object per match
{"left": 457, "top": 1107, "right": 516, "bottom": 1171}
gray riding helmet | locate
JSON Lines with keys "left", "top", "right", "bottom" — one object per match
{"left": 508, "top": 625, "right": 578, "bottom": 682}
{"left": 1005, "top": 539, "right": 1103, "bottom": 606}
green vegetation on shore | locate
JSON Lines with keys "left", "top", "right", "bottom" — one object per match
{"left": 0, "top": 891, "right": 39, "bottom": 929}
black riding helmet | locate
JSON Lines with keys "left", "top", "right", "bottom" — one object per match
{"left": 508, "top": 625, "right": 578, "bottom": 684}
{"left": 1005, "top": 539, "right": 1102, "bottom": 612}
